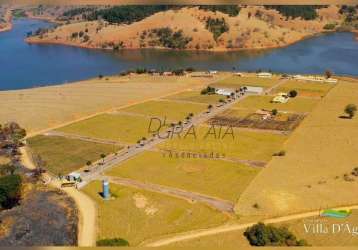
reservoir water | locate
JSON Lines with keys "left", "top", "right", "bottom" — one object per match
{"left": 1, "top": 18, "right": 358, "bottom": 90}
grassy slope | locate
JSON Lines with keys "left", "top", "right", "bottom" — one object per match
{"left": 27, "top": 135, "right": 121, "bottom": 175}
{"left": 106, "top": 150, "right": 260, "bottom": 202}
{"left": 236, "top": 81, "right": 358, "bottom": 217}
{"left": 57, "top": 113, "right": 153, "bottom": 144}
{"left": 158, "top": 126, "right": 288, "bottom": 161}
{"left": 233, "top": 95, "right": 319, "bottom": 113}
{"left": 82, "top": 181, "right": 229, "bottom": 246}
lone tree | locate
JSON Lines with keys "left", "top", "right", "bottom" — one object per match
{"left": 344, "top": 104, "right": 357, "bottom": 119}
{"left": 289, "top": 90, "right": 298, "bottom": 98}
{"left": 325, "top": 69, "right": 332, "bottom": 79}
{"left": 100, "top": 154, "right": 106, "bottom": 163}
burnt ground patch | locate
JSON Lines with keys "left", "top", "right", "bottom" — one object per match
{"left": 0, "top": 187, "right": 78, "bottom": 246}
{"left": 208, "top": 113, "right": 305, "bottom": 132}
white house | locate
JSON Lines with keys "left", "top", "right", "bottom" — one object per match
{"left": 257, "top": 72, "right": 272, "bottom": 78}
{"left": 244, "top": 86, "right": 264, "bottom": 95}
{"left": 325, "top": 78, "right": 338, "bottom": 83}
{"left": 272, "top": 92, "right": 289, "bottom": 103}
{"left": 234, "top": 72, "right": 244, "bottom": 77}
{"left": 215, "top": 88, "right": 233, "bottom": 96}
{"left": 67, "top": 172, "right": 81, "bottom": 182}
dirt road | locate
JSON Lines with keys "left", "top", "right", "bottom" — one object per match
{"left": 107, "top": 176, "right": 234, "bottom": 213}
{"left": 146, "top": 204, "right": 358, "bottom": 247}
{"left": 20, "top": 146, "right": 97, "bottom": 247}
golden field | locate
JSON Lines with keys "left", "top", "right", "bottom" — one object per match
{"left": 0, "top": 74, "right": 220, "bottom": 134}
{"left": 235, "top": 81, "right": 358, "bottom": 217}
{"left": 82, "top": 181, "right": 230, "bottom": 246}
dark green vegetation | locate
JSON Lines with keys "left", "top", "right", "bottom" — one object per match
{"left": 12, "top": 9, "right": 27, "bottom": 18}
{"left": 244, "top": 222, "right": 308, "bottom": 246}
{"left": 198, "top": 5, "right": 241, "bottom": 16}
{"left": 205, "top": 17, "right": 229, "bottom": 41}
{"left": 266, "top": 6, "right": 324, "bottom": 20}
{"left": 88, "top": 5, "right": 176, "bottom": 24}
{"left": 0, "top": 174, "right": 22, "bottom": 210}
{"left": 344, "top": 104, "right": 357, "bottom": 119}
{"left": 200, "top": 86, "right": 216, "bottom": 95}
{"left": 97, "top": 238, "right": 130, "bottom": 246}
{"left": 339, "top": 5, "right": 358, "bottom": 29}
{"left": 148, "top": 28, "right": 192, "bottom": 49}
{"left": 62, "top": 7, "right": 97, "bottom": 19}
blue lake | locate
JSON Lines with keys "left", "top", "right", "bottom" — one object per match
{"left": 0, "top": 18, "right": 358, "bottom": 90}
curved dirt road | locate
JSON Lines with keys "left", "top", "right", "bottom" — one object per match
{"left": 146, "top": 204, "right": 358, "bottom": 247}
{"left": 20, "top": 146, "right": 97, "bottom": 247}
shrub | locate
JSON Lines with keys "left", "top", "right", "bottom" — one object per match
{"left": 344, "top": 104, "right": 357, "bottom": 119}
{"left": 96, "top": 238, "right": 129, "bottom": 246}
{"left": 323, "top": 23, "right": 336, "bottom": 30}
{"left": 273, "top": 150, "right": 286, "bottom": 156}
{"left": 271, "top": 109, "right": 278, "bottom": 116}
{"left": 198, "top": 5, "right": 241, "bottom": 17}
{"left": 289, "top": 90, "right": 298, "bottom": 98}
{"left": 150, "top": 28, "right": 192, "bottom": 49}
{"left": 0, "top": 174, "right": 22, "bottom": 209}
{"left": 201, "top": 86, "right": 216, "bottom": 95}
{"left": 265, "top": 6, "right": 323, "bottom": 20}
{"left": 205, "top": 17, "right": 229, "bottom": 41}
{"left": 244, "top": 222, "right": 308, "bottom": 246}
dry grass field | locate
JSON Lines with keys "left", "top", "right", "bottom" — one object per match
{"left": 272, "top": 80, "right": 334, "bottom": 97}
{"left": 158, "top": 126, "right": 287, "bottom": 162}
{"left": 0, "top": 74, "right": 215, "bottom": 134}
{"left": 82, "top": 181, "right": 230, "bottom": 246}
{"left": 56, "top": 113, "right": 153, "bottom": 144}
{"left": 27, "top": 135, "right": 121, "bottom": 175}
{"left": 106, "top": 151, "right": 260, "bottom": 202}
{"left": 0, "top": 156, "right": 10, "bottom": 165}
{"left": 212, "top": 75, "right": 279, "bottom": 89}
{"left": 233, "top": 95, "right": 320, "bottom": 113}
{"left": 236, "top": 81, "right": 358, "bottom": 217}
{"left": 163, "top": 90, "right": 223, "bottom": 104}
{"left": 119, "top": 100, "right": 207, "bottom": 121}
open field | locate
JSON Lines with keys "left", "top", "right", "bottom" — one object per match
{"left": 158, "top": 126, "right": 288, "bottom": 162}
{"left": 0, "top": 156, "right": 10, "bottom": 165}
{"left": 211, "top": 75, "right": 279, "bottom": 89}
{"left": 27, "top": 135, "right": 121, "bottom": 175}
{"left": 236, "top": 81, "right": 358, "bottom": 217}
{"left": 171, "top": 228, "right": 249, "bottom": 247}
{"left": 106, "top": 151, "right": 260, "bottom": 202}
{"left": 0, "top": 74, "right": 217, "bottom": 134}
{"left": 119, "top": 100, "right": 207, "bottom": 121}
{"left": 272, "top": 80, "right": 334, "bottom": 97}
{"left": 82, "top": 181, "right": 230, "bottom": 246}
{"left": 233, "top": 95, "right": 320, "bottom": 113}
{"left": 163, "top": 90, "right": 223, "bottom": 104}
{"left": 56, "top": 113, "right": 154, "bottom": 144}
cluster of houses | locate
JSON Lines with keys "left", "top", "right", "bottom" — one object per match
{"left": 289, "top": 74, "right": 338, "bottom": 83}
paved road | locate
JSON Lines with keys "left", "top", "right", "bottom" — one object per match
{"left": 78, "top": 92, "right": 250, "bottom": 187}
{"left": 106, "top": 176, "right": 235, "bottom": 213}
{"left": 145, "top": 204, "right": 358, "bottom": 247}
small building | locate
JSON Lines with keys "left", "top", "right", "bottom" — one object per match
{"left": 255, "top": 109, "right": 272, "bottom": 120}
{"left": 272, "top": 92, "right": 289, "bottom": 103}
{"left": 215, "top": 88, "right": 233, "bottom": 96}
{"left": 244, "top": 86, "right": 264, "bottom": 95}
{"left": 209, "top": 70, "right": 218, "bottom": 75}
{"left": 67, "top": 172, "right": 81, "bottom": 182}
{"left": 325, "top": 78, "right": 338, "bottom": 83}
{"left": 257, "top": 72, "right": 272, "bottom": 78}
{"left": 162, "top": 71, "right": 173, "bottom": 76}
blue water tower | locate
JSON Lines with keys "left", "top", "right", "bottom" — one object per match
{"left": 102, "top": 180, "right": 110, "bottom": 199}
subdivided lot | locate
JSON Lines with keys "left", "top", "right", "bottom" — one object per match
{"left": 211, "top": 76, "right": 279, "bottom": 89}
{"left": 157, "top": 126, "right": 287, "bottom": 162}
{"left": 106, "top": 151, "right": 260, "bottom": 202}
{"left": 119, "top": 100, "right": 207, "bottom": 121}
{"left": 272, "top": 80, "right": 334, "bottom": 97}
{"left": 82, "top": 181, "right": 230, "bottom": 246}
{"left": 233, "top": 95, "right": 319, "bottom": 113}
{"left": 56, "top": 113, "right": 153, "bottom": 144}
{"left": 209, "top": 113, "right": 304, "bottom": 131}
{"left": 27, "top": 135, "right": 121, "bottom": 175}
{"left": 163, "top": 90, "right": 223, "bottom": 104}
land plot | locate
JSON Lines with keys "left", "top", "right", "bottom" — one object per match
{"left": 272, "top": 80, "right": 334, "bottom": 97}
{"left": 163, "top": 90, "right": 223, "bottom": 104}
